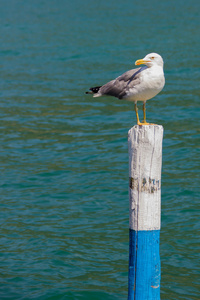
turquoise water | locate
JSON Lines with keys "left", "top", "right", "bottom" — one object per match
{"left": 0, "top": 0, "right": 199, "bottom": 299}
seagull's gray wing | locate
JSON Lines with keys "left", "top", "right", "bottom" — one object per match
{"left": 99, "top": 66, "right": 147, "bottom": 99}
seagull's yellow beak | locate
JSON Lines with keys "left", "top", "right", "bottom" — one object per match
{"left": 135, "top": 59, "right": 151, "bottom": 66}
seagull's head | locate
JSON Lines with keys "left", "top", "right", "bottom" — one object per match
{"left": 135, "top": 53, "right": 164, "bottom": 68}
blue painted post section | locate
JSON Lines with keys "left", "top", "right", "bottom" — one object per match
{"left": 128, "top": 125, "right": 163, "bottom": 300}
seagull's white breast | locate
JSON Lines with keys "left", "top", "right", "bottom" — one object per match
{"left": 125, "top": 65, "right": 165, "bottom": 102}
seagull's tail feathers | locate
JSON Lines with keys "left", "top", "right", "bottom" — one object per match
{"left": 85, "top": 86, "right": 102, "bottom": 97}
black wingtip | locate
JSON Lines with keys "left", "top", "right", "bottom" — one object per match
{"left": 85, "top": 86, "right": 102, "bottom": 95}
{"left": 90, "top": 86, "right": 101, "bottom": 93}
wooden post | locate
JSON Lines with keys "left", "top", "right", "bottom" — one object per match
{"left": 128, "top": 125, "right": 163, "bottom": 300}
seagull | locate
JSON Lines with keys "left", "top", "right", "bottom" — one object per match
{"left": 86, "top": 53, "right": 165, "bottom": 125}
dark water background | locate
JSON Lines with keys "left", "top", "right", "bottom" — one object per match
{"left": 0, "top": 0, "right": 199, "bottom": 299}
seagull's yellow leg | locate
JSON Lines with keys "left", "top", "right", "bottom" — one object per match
{"left": 142, "top": 101, "right": 149, "bottom": 124}
{"left": 142, "top": 101, "right": 150, "bottom": 125}
{"left": 143, "top": 101, "right": 147, "bottom": 123}
{"left": 142, "top": 101, "right": 157, "bottom": 125}
{"left": 134, "top": 102, "right": 143, "bottom": 125}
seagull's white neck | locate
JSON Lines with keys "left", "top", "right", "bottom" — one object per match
{"left": 148, "top": 63, "right": 163, "bottom": 69}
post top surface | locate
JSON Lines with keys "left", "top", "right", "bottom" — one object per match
{"left": 128, "top": 124, "right": 164, "bottom": 138}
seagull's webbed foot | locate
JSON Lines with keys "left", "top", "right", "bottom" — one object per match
{"left": 141, "top": 121, "right": 157, "bottom": 125}
{"left": 140, "top": 121, "right": 151, "bottom": 125}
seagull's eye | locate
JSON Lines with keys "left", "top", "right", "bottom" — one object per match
{"left": 151, "top": 56, "right": 155, "bottom": 59}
